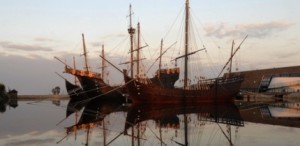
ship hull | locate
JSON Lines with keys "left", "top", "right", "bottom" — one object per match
{"left": 77, "top": 75, "right": 126, "bottom": 103}
{"left": 150, "top": 67, "right": 180, "bottom": 88}
{"left": 124, "top": 72, "right": 243, "bottom": 104}
{"left": 65, "top": 80, "right": 89, "bottom": 117}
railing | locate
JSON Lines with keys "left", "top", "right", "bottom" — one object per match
{"left": 65, "top": 67, "right": 102, "bottom": 79}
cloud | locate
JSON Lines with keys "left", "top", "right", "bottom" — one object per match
{"left": 273, "top": 51, "right": 300, "bottom": 59}
{"left": 89, "top": 33, "right": 127, "bottom": 47}
{"left": 91, "top": 42, "right": 102, "bottom": 47}
{"left": 0, "top": 54, "right": 68, "bottom": 95}
{"left": 101, "top": 33, "right": 127, "bottom": 39}
{"left": 34, "top": 37, "right": 55, "bottom": 42}
{"left": 4, "top": 138, "right": 55, "bottom": 146}
{"left": 204, "top": 21, "right": 293, "bottom": 39}
{"left": 0, "top": 41, "right": 53, "bottom": 52}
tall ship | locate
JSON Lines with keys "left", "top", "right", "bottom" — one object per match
{"left": 123, "top": 0, "right": 244, "bottom": 104}
{"left": 62, "top": 34, "right": 126, "bottom": 103}
{"left": 63, "top": 34, "right": 179, "bottom": 103}
{"left": 62, "top": 5, "right": 180, "bottom": 103}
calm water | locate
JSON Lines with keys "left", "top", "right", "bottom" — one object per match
{"left": 1, "top": 99, "right": 300, "bottom": 146}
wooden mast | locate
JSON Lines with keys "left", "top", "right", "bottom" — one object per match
{"left": 159, "top": 39, "right": 163, "bottom": 77}
{"left": 184, "top": 0, "right": 190, "bottom": 89}
{"left": 102, "top": 45, "right": 106, "bottom": 82}
{"left": 73, "top": 56, "right": 78, "bottom": 85}
{"left": 137, "top": 22, "right": 141, "bottom": 146}
{"left": 184, "top": 1, "right": 190, "bottom": 146}
{"left": 227, "top": 40, "right": 234, "bottom": 146}
{"left": 229, "top": 40, "right": 235, "bottom": 75}
{"left": 82, "top": 33, "right": 89, "bottom": 72}
{"left": 128, "top": 4, "right": 135, "bottom": 78}
{"left": 217, "top": 35, "right": 247, "bottom": 77}
{"left": 128, "top": 5, "right": 136, "bottom": 146}
{"left": 136, "top": 22, "right": 140, "bottom": 79}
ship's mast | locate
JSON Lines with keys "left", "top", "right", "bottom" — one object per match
{"left": 136, "top": 22, "right": 140, "bottom": 79}
{"left": 225, "top": 36, "right": 234, "bottom": 145}
{"left": 102, "top": 45, "right": 106, "bottom": 81}
{"left": 128, "top": 5, "right": 136, "bottom": 146}
{"left": 184, "top": 1, "right": 190, "bottom": 146}
{"left": 73, "top": 56, "right": 79, "bottom": 85}
{"left": 228, "top": 40, "right": 235, "bottom": 75}
{"left": 159, "top": 39, "right": 163, "bottom": 77}
{"left": 128, "top": 4, "right": 136, "bottom": 78}
{"left": 184, "top": 0, "right": 190, "bottom": 89}
{"left": 82, "top": 33, "right": 89, "bottom": 72}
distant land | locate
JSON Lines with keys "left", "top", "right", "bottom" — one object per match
{"left": 17, "top": 95, "right": 69, "bottom": 100}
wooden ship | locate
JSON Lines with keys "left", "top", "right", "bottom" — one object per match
{"left": 62, "top": 34, "right": 126, "bottom": 103}
{"left": 123, "top": 0, "right": 244, "bottom": 104}
{"left": 61, "top": 4, "right": 180, "bottom": 103}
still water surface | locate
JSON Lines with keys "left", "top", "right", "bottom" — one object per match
{"left": 1, "top": 99, "right": 300, "bottom": 146}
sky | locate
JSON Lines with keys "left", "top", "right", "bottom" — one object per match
{"left": 0, "top": 0, "right": 300, "bottom": 95}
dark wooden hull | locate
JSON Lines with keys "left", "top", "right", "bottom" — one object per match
{"left": 124, "top": 72, "right": 244, "bottom": 104}
{"left": 77, "top": 75, "right": 126, "bottom": 103}
{"left": 150, "top": 67, "right": 180, "bottom": 88}
{"left": 74, "top": 68, "right": 179, "bottom": 103}
{"left": 64, "top": 66, "right": 126, "bottom": 102}
{"left": 65, "top": 80, "right": 89, "bottom": 117}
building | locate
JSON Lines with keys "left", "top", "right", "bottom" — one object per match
{"left": 229, "top": 65, "right": 300, "bottom": 93}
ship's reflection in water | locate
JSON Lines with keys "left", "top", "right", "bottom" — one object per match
{"left": 65, "top": 97, "right": 243, "bottom": 146}
{"left": 1, "top": 98, "right": 300, "bottom": 146}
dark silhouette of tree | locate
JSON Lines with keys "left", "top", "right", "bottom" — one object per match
{"left": 52, "top": 86, "right": 60, "bottom": 95}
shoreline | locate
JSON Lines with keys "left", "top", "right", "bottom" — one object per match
{"left": 17, "top": 95, "right": 69, "bottom": 100}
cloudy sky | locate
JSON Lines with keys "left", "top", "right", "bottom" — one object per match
{"left": 0, "top": 0, "right": 300, "bottom": 95}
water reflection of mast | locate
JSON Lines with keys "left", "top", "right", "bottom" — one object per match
{"left": 103, "top": 119, "right": 107, "bottom": 146}
{"left": 84, "top": 127, "right": 90, "bottom": 146}
{"left": 73, "top": 56, "right": 79, "bottom": 140}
